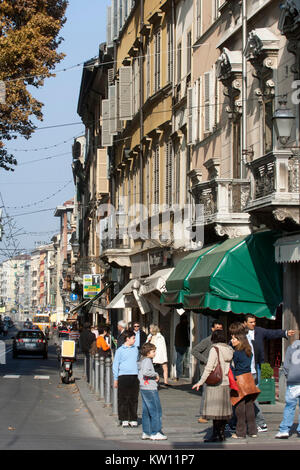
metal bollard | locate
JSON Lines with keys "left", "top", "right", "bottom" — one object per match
{"left": 99, "top": 356, "right": 105, "bottom": 400}
{"left": 104, "top": 357, "right": 112, "bottom": 407}
{"left": 94, "top": 352, "right": 100, "bottom": 399}
{"left": 92, "top": 355, "right": 96, "bottom": 391}
{"left": 111, "top": 367, "right": 118, "bottom": 416}
{"left": 83, "top": 354, "right": 87, "bottom": 379}
{"left": 89, "top": 354, "right": 93, "bottom": 388}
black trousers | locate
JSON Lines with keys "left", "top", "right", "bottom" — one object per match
{"left": 118, "top": 375, "right": 139, "bottom": 422}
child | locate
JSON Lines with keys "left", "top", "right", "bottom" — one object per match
{"left": 138, "top": 342, "right": 167, "bottom": 441}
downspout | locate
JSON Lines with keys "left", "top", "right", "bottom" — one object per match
{"left": 242, "top": 0, "right": 247, "bottom": 178}
{"left": 139, "top": 0, "right": 144, "bottom": 221}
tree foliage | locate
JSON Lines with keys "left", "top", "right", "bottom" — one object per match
{"left": 0, "top": 0, "right": 68, "bottom": 170}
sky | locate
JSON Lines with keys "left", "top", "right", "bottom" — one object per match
{"left": 0, "top": 0, "right": 111, "bottom": 262}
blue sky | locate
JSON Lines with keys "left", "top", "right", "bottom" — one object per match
{"left": 0, "top": 0, "right": 111, "bottom": 260}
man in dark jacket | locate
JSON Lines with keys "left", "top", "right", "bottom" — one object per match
{"left": 132, "top": 322, "right": 147, "bottom": 350}
{"left": 79, "top": 322, "right": 96, "bottom": 382}
{"left": 243, "top": 314, "right": 295, "bottom": 433}
{"left": 192, "top": 320, "right": 223, "bottom": 423}
{"left": 117, "top": 320, "right": 127, "bottom": 349}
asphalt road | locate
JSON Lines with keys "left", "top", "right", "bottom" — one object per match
{"left": 0, "top": 323, "right": 122, "bottom": 451}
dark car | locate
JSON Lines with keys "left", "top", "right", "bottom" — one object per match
{"left": 13, "top": 329, "right": 48, "bottom": 359}
{"left": 23, "top": 321, "right": 33, "bottom": 329}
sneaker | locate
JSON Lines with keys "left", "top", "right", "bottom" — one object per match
{"left": 249, "top": 434, "right": 257, "bottom": 438}
{"left": 231, "top": 433, "right": 245, "bottom": 439}
{"left": 122, "top": 421, "right": 129, "bottom": 428}
{"left": 150, "top": 432, "right": 168, "bottom": 440}
{"left": 141, "top": 433, "right": 151, "bottom": 440}
{"left": 129, "top": 421, "right": 138, "bottom": 427}
{"left": 275, "top": 431, "right": 289, "bottom": 439}
{"left": 257, "top": 425, "right": 268, "bottom": 433}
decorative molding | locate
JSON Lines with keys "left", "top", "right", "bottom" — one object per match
{"left": 215, "top": 224, "right": 251, "bottom": 239}
{"left": 217, "top": 48, "right": 242, "bottom": 119}
{"left": 273, "top": 208, "right": 300, "bottom": 225}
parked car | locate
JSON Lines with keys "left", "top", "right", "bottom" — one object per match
{"left": 23, "top": 321, "right": 33, "bottom": 329}
{"left": 13, "top": 329, "right": 48, "bottom": 359}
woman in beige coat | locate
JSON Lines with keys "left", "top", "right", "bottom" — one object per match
{"left": 192, "top": 329, "right": 233, "bottom": 442}
{"left": 147, "top": 324, "right": 170, "bottom": 387}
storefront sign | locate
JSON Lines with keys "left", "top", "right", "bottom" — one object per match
{"left": 83, "top": 274, "right": 101, "bottom": 299}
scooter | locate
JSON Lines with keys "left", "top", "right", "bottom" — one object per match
{"left": 60, "top": 356, "right": 74, "bottom": 384}
{"left": 56, "top": 342, "right": 75, "bottom": 384}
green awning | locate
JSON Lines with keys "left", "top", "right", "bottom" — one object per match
{"left": 160, "top": 244, "right": 220, "bottom": 306}
{"left": 183, "top": 231, "right": 283, "bottom": 319}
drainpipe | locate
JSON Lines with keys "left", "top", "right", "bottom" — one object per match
{"left": 242, "top": 0, "right": 247, "bottom": 179}
{"left": 140, "top": 0, "right": 144, "bottom": 220}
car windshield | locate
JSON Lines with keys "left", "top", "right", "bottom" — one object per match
{"left": 33, "top": 317, "right": 49, "bottom": 323}
{"left": 17, "top": 331, "right": 44, "bottom": 339}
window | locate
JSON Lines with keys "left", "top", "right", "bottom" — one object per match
{"left": 165, "top": 141, "right": 173, "bottom": 206}
{"left": 264, "top": 99, "right": 274, "bottom": 154}
{"left": 146, "top": 42, "right": 150, "bottom": 99}
{"left": 187, "top": 30, "right": 192, "bottom": 75}
{"left": 233, "top": 118, "right": 241, "bottom": 178}
{"left": 177, "top": 41, "right": 182, "bottom": 83}
{"left": 196, "top": 0, "right": 202, "bottom": 39}
{"left": 167, "top": 22, "right": 173, "bottom": 83}
{"left": 133, "top": 58, "right": 140, "bottom": 115}
{"left": 175, "top": 150, "right": 181, "bottom": 205}
{"left": 154, "top": 145, "right": 160, "bottom": 207}
{"left": 154, "top": 30, "right": 161, "bottom": 93}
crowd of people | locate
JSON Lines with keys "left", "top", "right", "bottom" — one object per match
{"left": 76, "top": 314, "right": 299, "bottom": 443}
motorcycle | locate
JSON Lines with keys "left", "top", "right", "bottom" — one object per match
{"left": 60, "top": 357, "right": 74, "bottom": 384}
{"left": 56, "top": 341, "right": 76, "bottom": 384}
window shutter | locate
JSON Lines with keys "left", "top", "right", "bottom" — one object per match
{"left": 167, "top": 23, "right": 173, "bottom": 83}
{"left": 106, "top": 6, "right": 112, "bottom": 47}
{"left": 108, "top": 68, "right": 114, "bottom": 86}
{"left": 146, "top": 43, "right": 150, "bottom": 99}
{"left": 204, "top": 72, "right": 211, "bottom": 133}
{"left": 154, "top": 145, "right": 160, "bottom": 207}
{"left": 101, "top": 99, "right": 113, "bottom": 147}
{"left": 210, "top": 66, "right": 216, "bottom": 131}
{"left": 154, "top": 30, "right": 161, "bottom": 93}
{"left": 165, "top": 141, "right": 173, "bottom": 206}
{"left": 119, "top": 66, "right": 133, "bottom": 120}
{"left": 187, "top": 87, "right": 193, "bottom": 145}
{"left": 109, "top": 85, "right": 117, "bottom": 135}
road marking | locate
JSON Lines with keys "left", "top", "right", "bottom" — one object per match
{"left": 3, "top": 375, "right": 20, "bottom": 379}
{"left": 34, "top": 375, "right": 50, "bottom": 380}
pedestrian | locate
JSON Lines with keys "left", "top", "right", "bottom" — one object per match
{"left": 191, "top": 320, "right": 224, "bottom": 423}
{"left": 192, "top": 329, "right": 233, "bottom": 442}
{"left": 117, "top": 319, "right": 127, "bottom": 348}
{"left": 113, "top": 329, "right": 139, "bottom": 428}
{"left": 91, "top": 325, "right": 99, "bottom": 339}
{"left": 244, "top": 314, "right": 295, "bottom": 432}
{"left": 132, "top": 322, "right": 147, "bottom": 350}
{"left": 275, "top": 337, "right": 300, "bottom": 439}
{"left": 79, "top": 322, "right": 96, "bottom": 382}
{"left": 147, "top": 324, "right": 170, "bottom": 388}
{"left": 174, "top": 313, "right": 189, "bottom": 381}
{"left": 230, "top": 333, "right": 260, "bottom": 439}
{"left": 138, "top": 342, "right": 167, "bottom": 441}
{"left": 96, "top": 326, "right": 111, "bottom": 357}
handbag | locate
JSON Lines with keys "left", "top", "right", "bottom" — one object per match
{"left": 228, "top": 368, "right": 239, "bottom": 391}
{"left": 205, "top": 346, "right": 223, "bottom": 386}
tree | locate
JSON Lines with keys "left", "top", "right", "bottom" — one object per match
{"left": 0, "top": 0, "right": 68, "bottom": 170}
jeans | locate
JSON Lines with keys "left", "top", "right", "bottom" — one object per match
{"left": 279, "top": 386, "right": 300, "bottom": 433}
{"left": 175, "top": 346, "right": 188, "bottom": 379}
{"left": 140, "top": 389, "right": 162, "bottom": 435}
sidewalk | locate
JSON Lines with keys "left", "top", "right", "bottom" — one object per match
{"left": 73, "top": 356, "right": 300, "bottom": 449}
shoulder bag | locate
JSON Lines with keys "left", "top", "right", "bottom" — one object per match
{"left": 205, "top": 346, "right": 223, "bottom": 386}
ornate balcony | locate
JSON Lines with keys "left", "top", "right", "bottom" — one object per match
{"left": 99, "top": 217, "right": 131, "bottom": 268}
{"left": 245, "top": 150, "right": 300, "bottom": 225}
{"left": 190, "top": 168, "right": 251, "bottom": 238}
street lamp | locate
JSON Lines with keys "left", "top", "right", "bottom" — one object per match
{"left": 62, "top": 259, "right": 68, "bottom": 278}
{"left": 71, "top": 238, "right": 80, "bottom": 257}
{"left": 273, "top": 96, "right": 295, "bottom": 145}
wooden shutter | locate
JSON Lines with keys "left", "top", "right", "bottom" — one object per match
{"left": 109, "top": 85, "right": 117, "bottom": 135}
{"left": 154, "top": 145, "right": 160, "bottom": 207}
{"left": 167, "top": 23, "right": 173, "bottom": 83}
{"left": 119, "top": 66, "right": 133, "bottom": 120}
{"left": 106, "top": 6, "right": 112, "bottom": 47}
{"left": 187, "top": 87, "right": 193, "bottom": 145}
{"left": 204, "top": 72, "right": 211, "bottom": 133}
{"left": 165, "top": 141, "right": 173, "bottom": 206}
{"left": 154, "top": 30, "right": 161, "bottom": 93}
{"left": 101, "top": 99, "right": 112, "bottom": 147}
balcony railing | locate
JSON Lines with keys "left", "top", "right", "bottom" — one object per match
{"left": 192, "top": 178, "right": 251, "bottom": 224}
{"left": 245, "top": 150, "right": 300, "bottom": 211}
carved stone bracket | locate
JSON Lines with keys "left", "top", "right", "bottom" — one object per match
{"left": 279, "top": 0, "right": 300, "bottom": 78}
{"left": 215, "top": 224, "right": 251, "bottom": 239}
{"left": 217, "top": 48, "right": 242, "bottom": 119}
{"left": 245, "top": 29, "right": 279, "bottom": 101}
{"left": 273, "top": 208, "right": 300, "bottom": 225}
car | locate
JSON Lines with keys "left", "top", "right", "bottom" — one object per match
{"left": 13, "top": 329, "right": 48, "bottom": 359}
{"left": 23, "top": 321, "right": 33, "bottom": 329}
